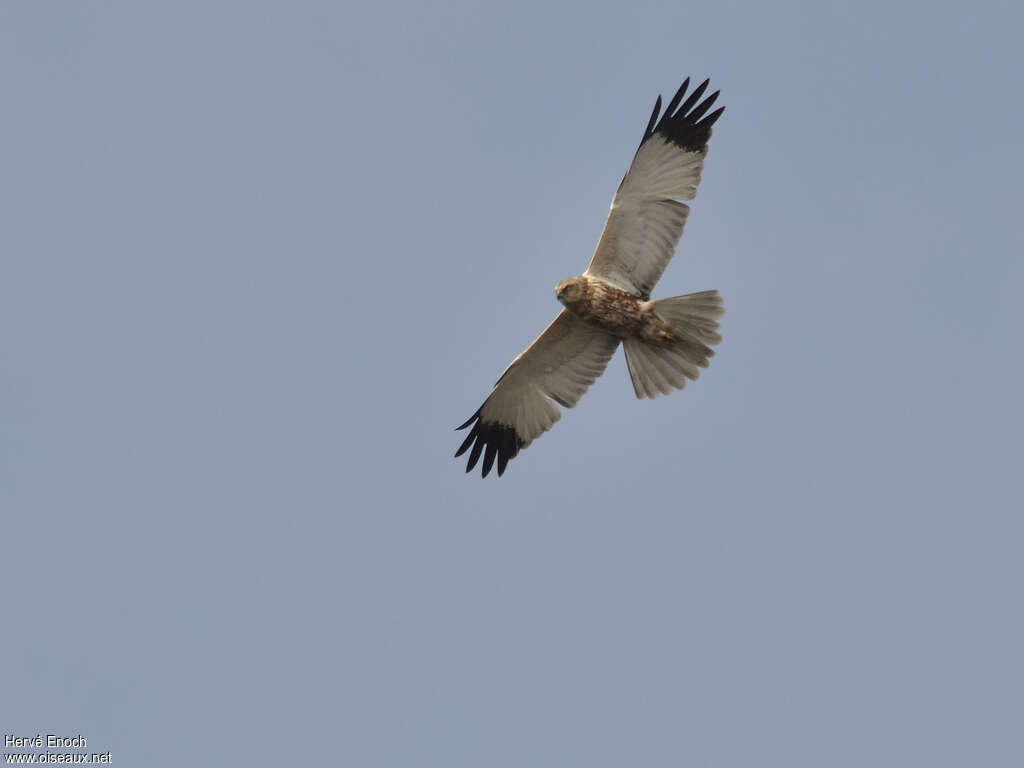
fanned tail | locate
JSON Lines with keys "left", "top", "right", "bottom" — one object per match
{"left": 624, "top": 290, "right": 724, "bottom": 399}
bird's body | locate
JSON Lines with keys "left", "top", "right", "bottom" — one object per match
{"left": 456, "top": 77, "right": 726, "bottom": 477}
{"left": 555, "top": 275, "right": 676, "bottom": 345}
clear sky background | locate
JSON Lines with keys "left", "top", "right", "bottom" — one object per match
{"left": 3, "top": 1, "right": 1022, "bottom": 765}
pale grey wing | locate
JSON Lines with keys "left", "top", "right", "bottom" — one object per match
{"left": 585, "top": 78, "right": 724, "bottom": 299}
{"left": 455, "top": 310, "right": 620, "bottom": 478}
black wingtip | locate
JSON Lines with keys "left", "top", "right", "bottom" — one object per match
{"left": 640, "top": 77, "right": 725, "bottom": 152}
{"left": 661, "top": 77, "right": 690, "bottom": 118}
{"left": 455, "top": 411, "right": 479, "bottom": 431}
{"left": 642, "top": 94, "right": 662, "bottom": 142}
{"left": 454, "top": 410, "right": 523, "bottom": 478}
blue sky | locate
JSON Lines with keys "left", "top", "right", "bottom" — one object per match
{"left": 3, "top": 1, "right": 1022, "bottom": 765}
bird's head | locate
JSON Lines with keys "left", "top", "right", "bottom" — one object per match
{"left": 555, "top": 276, "right": 585, "bottom": 306}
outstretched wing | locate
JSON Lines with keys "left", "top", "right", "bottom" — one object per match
{"left": 456, "top": 311, "right": 620, "bottom": 478}
{"left": 585, "top": 78, "right": 724, "bottom": 299}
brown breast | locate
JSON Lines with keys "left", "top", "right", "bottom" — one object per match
{"left": 564, "top": 277, "right": 649, "bottom": 338}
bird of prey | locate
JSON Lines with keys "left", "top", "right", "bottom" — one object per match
{"left": 456, "top": 77, "right": 725, "bottom": 477}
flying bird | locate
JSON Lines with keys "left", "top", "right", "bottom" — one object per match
{"left": 456, "top": 77, "right": 726, "bottom": 477}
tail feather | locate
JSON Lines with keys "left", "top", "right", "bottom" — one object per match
{"left": 624, "top": 290, "right": 724, "bottom": 399}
